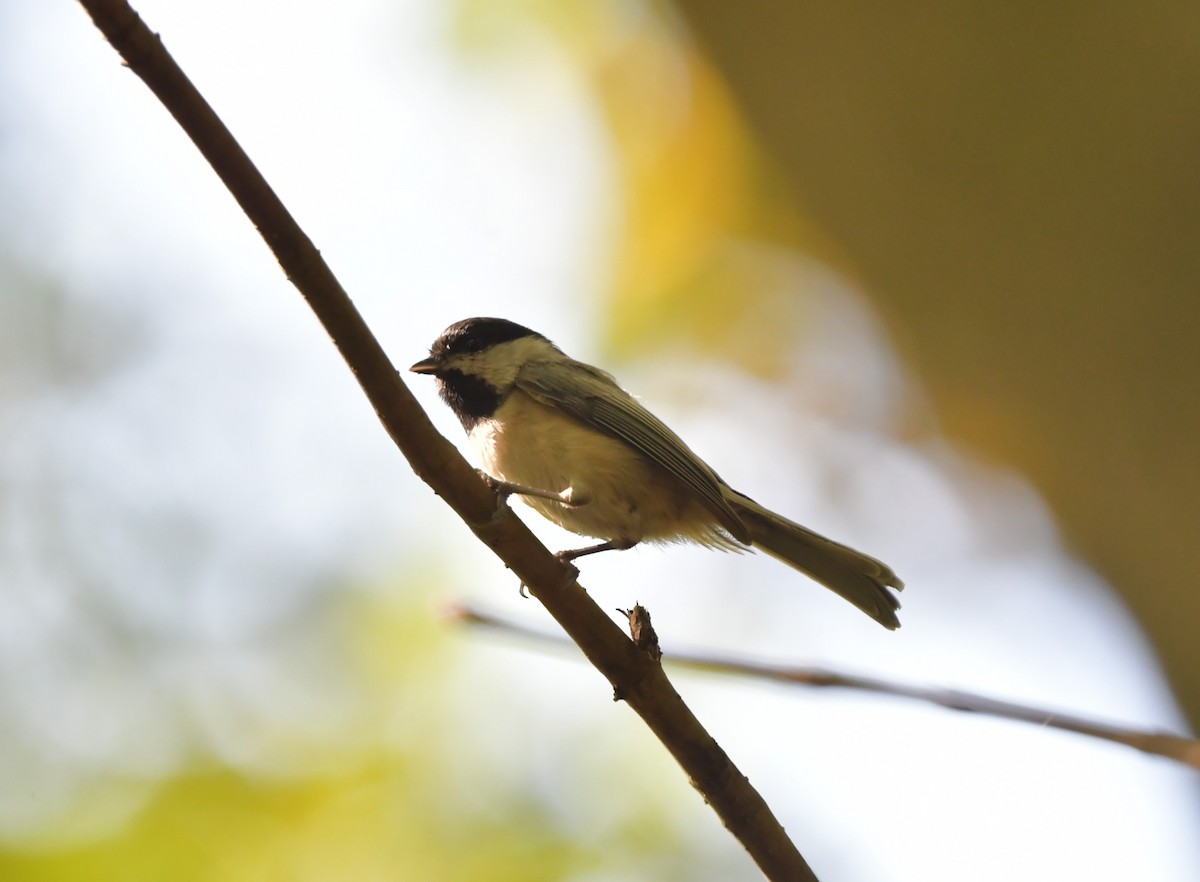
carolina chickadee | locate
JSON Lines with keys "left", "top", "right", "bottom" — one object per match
{"left": 411, "top": 317, "right": 903, "bottom": 629}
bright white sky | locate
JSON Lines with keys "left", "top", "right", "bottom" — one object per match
{"left": 1, "top": 1, "right": 1197, "bottom": 880}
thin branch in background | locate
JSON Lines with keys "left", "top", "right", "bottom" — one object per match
{"left": 450, "top": 602, "right": 1200, "bottom": 772}
{"left": 73, "top": 2, "right": 818, "bottom": 879}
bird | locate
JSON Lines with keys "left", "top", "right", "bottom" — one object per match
{"left": 411, "top": 317, "right": 903, "bottom": 629}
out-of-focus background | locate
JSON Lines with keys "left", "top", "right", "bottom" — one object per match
{"left": 1, "top": 1, "right": 1197, "bottom": 880}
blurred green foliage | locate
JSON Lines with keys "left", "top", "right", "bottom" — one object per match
{"left": 2, "top": 3, "right": 771, "bottom": 877}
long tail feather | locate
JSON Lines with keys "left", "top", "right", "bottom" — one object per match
{"left": 730, "top": 494, "right": 903, "bottom": 629}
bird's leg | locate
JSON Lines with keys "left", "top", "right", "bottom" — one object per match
{"left": 556, "top": 538, "right": 638, "bottom": 563}
{"left": 478, "top": 470, "right": 592, "bottom": 507}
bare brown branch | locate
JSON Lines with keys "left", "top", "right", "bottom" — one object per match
{"left": 73, "top": 1, "right": 818, "bottom": 878}
{"left": 451, "top": 602, "right": 1200, "bottom": 772}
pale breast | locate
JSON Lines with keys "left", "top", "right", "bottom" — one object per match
{"left": 468, "top": 390, "right": 727, "bottom": 546}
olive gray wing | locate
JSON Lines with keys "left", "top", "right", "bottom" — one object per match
{"left": 515, "top": 359, "right": 750, "bottom": 543}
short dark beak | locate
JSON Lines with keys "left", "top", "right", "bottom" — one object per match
{"left": 410, "top": 357, "right": 440, "bottom": 375}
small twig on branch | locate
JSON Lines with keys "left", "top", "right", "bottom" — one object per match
{"left": 74, "top": 2, "right": 818, "bottom": 878}
{"left": 450, "top": 602, "right": 1200, "bottom": 772}
{"left": 620, "top": 604, "right": 663, "bottom": 663}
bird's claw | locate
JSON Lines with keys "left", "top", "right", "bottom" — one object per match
{"left": 517, "top": 558, "right": 579, "bottom": 598}
{"left": 477, "top": 470, "right": 591, "bottom": 508}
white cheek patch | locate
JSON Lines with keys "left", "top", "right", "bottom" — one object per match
{"left": 446, "top": 337, "right": 562, "bottom": 390}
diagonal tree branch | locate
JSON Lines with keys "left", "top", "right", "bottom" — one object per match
{"left": 74, "top": 1, "right": 819, "bottom": 879}
{"left": 451, "top": 602, "right": 1200, "bottom": 772}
